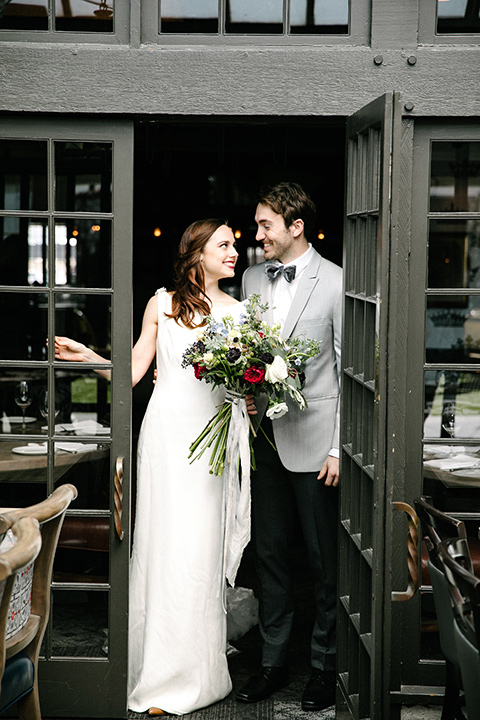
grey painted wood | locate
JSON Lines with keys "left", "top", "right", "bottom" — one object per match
{"left": 0, "top": 44, "right": 478, "bottom": 117}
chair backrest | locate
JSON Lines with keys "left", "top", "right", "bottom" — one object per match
{"left": 414, "top": 495, "right": 467, "bottom": 547}
{"left": 414, "top": 495, "right": 471, "bottom": 664}
{"left": 437, "top": 537, "right": 480, "bottom": 720}
{"left": 0, "top": 518, "right": 42, "bottom": 680}
{"left": 0, "top": 485, "right": 78, "bottom": 664}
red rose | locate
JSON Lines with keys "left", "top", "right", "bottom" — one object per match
{"left": 194, "top": 363, "right": 207, "bottom": 379}
{"left": 243, "top": 366, "right": 266, "bottom": 385}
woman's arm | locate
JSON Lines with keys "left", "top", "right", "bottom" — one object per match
{"left": 131, "top": 295, "right": 158, "bottom": 387}
{"left": 54, "top": 295, "right": 159, "bottom": 387}
{"left": 54, "top": 337, "right": 112, "bottom": 380}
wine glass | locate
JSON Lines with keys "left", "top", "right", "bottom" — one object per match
{"left": 39, "top": 391, "right": 60, "bottom": 424}
{"left": 14, "top": 381, "right": 32, "bottom": 428}
{"left": 442, "top": 403, "right": 461, "bottom": 456}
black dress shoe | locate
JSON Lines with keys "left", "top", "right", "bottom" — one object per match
{"left": 236, "top": 666, "right": 289, "bottom": 703}
{"left": 301, "top": 670, "right": 336, "bottom": 711}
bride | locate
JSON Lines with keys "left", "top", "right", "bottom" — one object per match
{"left": 54, "top": 219, "right": 250, "bottom": 715}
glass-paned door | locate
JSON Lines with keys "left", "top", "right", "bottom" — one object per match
{"left": 338, "top": 93, "right": 402, "bottom": 719}
{"left": 0, "top": 118, "right": 133, "bottom": 716}
{"left": 402, "top": 123, "right": 480, "bottom": 695}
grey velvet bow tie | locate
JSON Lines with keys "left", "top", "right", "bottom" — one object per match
{"left": 265, "top": 263, "right": 296, "bottom": 283}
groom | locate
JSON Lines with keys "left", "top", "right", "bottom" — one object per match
{"left": 237, "top": 182, "right": 342, "bottom": 711}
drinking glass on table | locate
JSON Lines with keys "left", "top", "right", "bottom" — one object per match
{"left": 39, "top": 391, "right": 60, "bottom": 423}
{"left": 442, "top": 403, "right": 462, "bottom": 456}
{"left": 14, "top": 381, "right": 32, "bottom": 428}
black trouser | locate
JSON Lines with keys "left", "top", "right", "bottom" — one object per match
{"left": 251, "top": 419, "right": 338, "bottom": 671}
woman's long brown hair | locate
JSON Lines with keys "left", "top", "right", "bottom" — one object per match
{"left": 165, "top": 218, "right": 226, "bottom": 328}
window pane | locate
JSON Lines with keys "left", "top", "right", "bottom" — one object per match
{"left": 55, "top": 0, "right": 114, "bottom": 33}
{"left": 428, "top": 219, "right": 480, "bottom": 289}
{"left": 290, "top": 0, "right": 349, "bottom": 34}
{"left": 161, "top": 0, "right": 218, "bottom": 33}
{"left": 0, "top": 0, "right": 48, "bottom": 30}
{"left": 54, "top": 518, "right": 110, "bottom": 583}
{"left": 54, "top": 368, "right": 111, "bottom": 435}
{"left": 0, "top": 292, "right": 48, "bottom": 361}
{"left": 51, "top": 590, "right": 108, "bottom": 658}
{"left": 54, "top": 441, "right": 110, "bottom": 510}
{"left": 54, "top": 293, "right": 112, "bottom": 359}
{"left": 226, "top": 0, "right": 283, "bottom": 33}
{"left": 55, "top": 219, "right": 111, "bottom": 288}
{"left": 0, "top": 140, "right": 47, "bottom": 211}
{"left": 0, "top": 217, "right": 48, "bottom": 286}
{"left": 55, "top": 142, "right": 112, "bottom": 213}
{"left": 424, "top": 370, "right": 480, "bottom": 440}
{"left": 437, "top": 0, "right": 480, "bottom": 34}
{"left": 426, "top": 294, "right": 480, "bottom": 363}
{"left": 430, "top": 142, "right": 480, "bottom": 213}
{"left": 0, "top": 368, "right": 48, "bottom": 436}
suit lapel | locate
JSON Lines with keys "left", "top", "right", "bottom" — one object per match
{"left": 257, "top": 267, "right": 275, "bottom": 325}
{"left": 282, "top": 251, "right": 322, "bottom": 338}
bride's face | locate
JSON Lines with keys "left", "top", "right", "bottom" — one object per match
{"left": 200, "top": 225, "right": 238, "bottom": 281}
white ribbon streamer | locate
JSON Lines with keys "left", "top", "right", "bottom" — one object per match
{"left": 222, "top": 391, "right": 251, "bottom": 594}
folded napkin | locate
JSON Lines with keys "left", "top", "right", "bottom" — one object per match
{"left": 55, "top": 442, "right": 98, "bottom": 453}
{"left": 424, "top": 453, "right": 480, "bottom": 472}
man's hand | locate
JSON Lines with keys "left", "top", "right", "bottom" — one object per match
{"left": 317, "top": 455, "right": 339, "bottom": 487}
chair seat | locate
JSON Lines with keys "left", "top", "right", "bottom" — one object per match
{"left": 0, "top": 651, "right": 34, "bottom": 714}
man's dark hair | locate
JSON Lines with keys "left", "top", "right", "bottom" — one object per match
{"left": 258, "top": 182, "right": 317, "bottom": 240}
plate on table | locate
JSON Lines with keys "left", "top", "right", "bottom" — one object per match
{"left": 6, "top": 417, "right": 37, "bottom": 424}
{"left": 12, "top": 444, "right": 47, "bottom": 455}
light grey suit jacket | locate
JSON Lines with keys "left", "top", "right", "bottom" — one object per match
{"left": 241, "top": 248, "right": 342, "bottom": 473}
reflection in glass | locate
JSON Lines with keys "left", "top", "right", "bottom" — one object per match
{"left": 54, "top": 293, "right": 111, "bottom": 358}
{"left": 430, "top": 142, "right": 480, "bottom": 212}
{"left": 428, "top": 219, "right": 480, "bottom": 289}
{"left": 226, "top": 0, "right": 283, "bottom": 33}
{"left": 290, "top": 0, "right": 349, "bottom": 34}
{"left": 0, "top": 476, "right": 46, "bottom": 508}
{"left": 54, "top": 368, "right": 111, "bottom": 433}
{"left": 424, "top": 370, "right": 480, "bottom": 439}
{"left": 54, "top": 440, "right": 110, "bottom": 510}
{"left": 426, "top": 295, "right": 480, "bottom": 363}
{"left": 0, "top": 217, "right": 48, "bottom": 286}
{"left": 55, "top": 0, "right": 114, "bottom": 32}
{"left": 54, "top": 516, "right": 109, "bottom": 583}
{"left": 0, "top": 0, "right": 48, "bottom": 30}
{"left": 55, "top": 142, "right": 112, "bottom": 213}
{"left": 437, "top": 0, "right": 480, "bottom": 34}
{"left": 0, "top": 140, "right": 48, "bottom": 211}
{"left": 55, "top": 219, "right": 111, "bottom": 288}
{"left": 51, "top": 590, "right": 108, "bottom": 658}
{"left": 161, "top": 0, "right": 218, "bottom": 33}
{"left": 0, "top": 293, "right": 48, "bottom": 361}
{"left": 0, "top": 368, "right": 48, "bottom": 436}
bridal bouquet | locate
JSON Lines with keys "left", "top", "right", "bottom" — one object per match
{"left": 182, "top": 294, "right": 321, "bottom": 476}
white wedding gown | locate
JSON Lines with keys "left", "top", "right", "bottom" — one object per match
{"left": 128, "top": 289, "right": 245, "bottom": 715}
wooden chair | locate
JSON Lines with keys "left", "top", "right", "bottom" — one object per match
{"left": 0, "top": 484, "right": 77, "bottom": 720}
{"left": 414, "top": 496, "right": 468, "bottom": 720}
{"left": 0, "top": 517, "right": 42, "bottom": 716}
{"left": 437, "top": 537, "right": 480, "bottom": 720}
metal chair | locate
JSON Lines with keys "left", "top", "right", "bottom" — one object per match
{"left": 414, "top": 496, "right": 468, "bottom": 720}
{"left": 0, "top": 517, "right": 42, "bottom": 716}
{"left": 0, "top": 484, "right": 77, "bottom": 720}
{"left": 437, "top": 537, "right": 480, "bottom": 720}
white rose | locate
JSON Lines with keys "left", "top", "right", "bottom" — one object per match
{"left": 266, "top": 402, "right": 289, "bottom": 420}
{"left": 203, "top": 352, "right": 215, "bottom": 367}
{"left": 265, "top": 355, "right": 289, "bottom": 383}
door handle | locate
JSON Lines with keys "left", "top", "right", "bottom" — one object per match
{"left": 392, "top": 501, "right": 419, "bottom": 601}
{"left": 114, "top": 456, "right": 124, "bottom": 541}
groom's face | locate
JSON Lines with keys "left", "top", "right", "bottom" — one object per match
{"left": 254, "top": 203, "right": 297, "bottom": 264}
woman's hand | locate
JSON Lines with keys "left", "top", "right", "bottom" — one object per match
{"left": 54, "top": 336, "right": 89, "bottom": 362}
